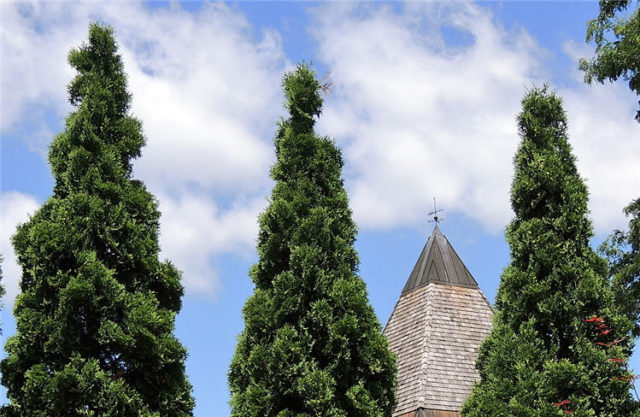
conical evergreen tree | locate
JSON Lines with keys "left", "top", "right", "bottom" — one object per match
{"left": 0, "top": 24, "right": 194, "bottom": 416}
{"left": 228, "top": 65, "right": 396, "bottom": 417}
{"left": 461, "top": 87, "right": 638, "bottom": 416}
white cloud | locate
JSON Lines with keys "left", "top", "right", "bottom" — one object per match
{"left": 563, "top": 85, "right": 640, "bottom": 234}
{"left": 1, "top": 2, "right": 74, "bottom": 130}
{"left": 1, "top": 192, "right": 39, "bottom": 304}
{"left": 155, "top": 191, "right": 265, "bottom": 296}
{"left": 115, "top": 4, "right": 286, "bottom": 193}
{"left": 3, "top": 1, "right": 637, "bottom": 301}
{"left": 1, "top": 1, "right": 286, "bottom": 295}
{"left": 312, "top": 2, "right": 545, "bottom": 233}
{"left": 312, "top": 2, "right": 638, "bottom": 235}
{"left": 561, "top": 41, "right": 640, "bottom": 234}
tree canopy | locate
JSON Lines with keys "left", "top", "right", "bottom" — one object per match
{"left": 462, "top": 86, "right": 637, "bottom": 417}
{"left": 228, "top": 64, "right": 396, "bottom": 417}
{"left": 0, "top": 23, "right": 194, "bottom": 416}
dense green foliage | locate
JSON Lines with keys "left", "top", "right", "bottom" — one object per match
{"left": 0, "top": 24, "right": 194, "bottom": 416}
{"left": 228, "top": 65, "right": 396, "bottom": 417}
{"left": 579, "top": 0, "right": 640, "bottom": 121}
{"left": 601, "top": 199, "right": 640, "bottom": 337}
{"left": 461, "top": 87, "right": 638, "bottom": 417}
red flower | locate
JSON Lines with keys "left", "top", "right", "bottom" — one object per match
{"left": 554, "top": 400, "right": 570, "bottom": 407}
{"left": 585, "top": 316, "right": 604, "bottom": 323}
{"left": 616, "top": 373, "right": 638, "bottom": 383}
{"left": 596, "top": 338, "right": 623, "bottom": 347}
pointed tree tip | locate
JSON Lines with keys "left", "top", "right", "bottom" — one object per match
{"left": 283, "top": 63, "right": 324, "bottom": 121}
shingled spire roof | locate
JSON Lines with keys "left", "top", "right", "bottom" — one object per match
{"left": 402, "top": 225, "right": 478, "bottom": 293}
{"left": 384, "top": 227, "right": 493, "bottom": 417}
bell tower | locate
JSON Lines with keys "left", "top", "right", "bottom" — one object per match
{"left": 384, "top": 226, "right": 493, "bottom": 417}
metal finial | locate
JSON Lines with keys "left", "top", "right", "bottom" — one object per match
{"left": 428, "top": 197, "right": 443, "bottom": 225}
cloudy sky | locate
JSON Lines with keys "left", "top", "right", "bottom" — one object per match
{"left": 1, "top": 1, "right": 639, "bottom": 414}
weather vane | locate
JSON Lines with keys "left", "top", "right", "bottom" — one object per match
{"left": 428, "top": 197, "right": 443, "bottom": 225}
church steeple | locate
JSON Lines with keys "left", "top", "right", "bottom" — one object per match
{"left": 384, "top": 227, "right": 493, "bottom": 417}
{"left": 402, "top": 226, "right": 479, "bottom": 294}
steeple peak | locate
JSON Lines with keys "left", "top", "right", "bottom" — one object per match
{"left": 402, "top": 227, "right": 478, "bottom": 294}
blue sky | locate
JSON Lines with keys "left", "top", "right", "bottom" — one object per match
{"left": 1, "top": 1, "right": 639, "bottom": 415}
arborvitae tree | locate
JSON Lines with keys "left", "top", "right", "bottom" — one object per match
{"left": 601, "top": 199, "right": 640, "bottom": 337}
{"left": 579, "top": 0, "right": 640, "bottom": 121}
{"left": 0, "top": 24, "right": 194, "bottom": 416}
{"left": 461, "top": 87, "right": 638, "bottom": 417}
{"left": 228, "top": 65, "right": 396, "bottom": 417}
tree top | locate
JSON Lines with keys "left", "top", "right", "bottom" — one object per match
{"left": 283, "top": 64, "right": 324, "bottom": 129}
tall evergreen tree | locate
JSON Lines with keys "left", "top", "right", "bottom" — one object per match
{"left": 461, "top": 87, "right": 637, "bottom": 417}
{"left": 0, "top": 24, "right": 194, "bottom": 416}
{"left": 228, "top": 65, "right": 396, "bottom": 417}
